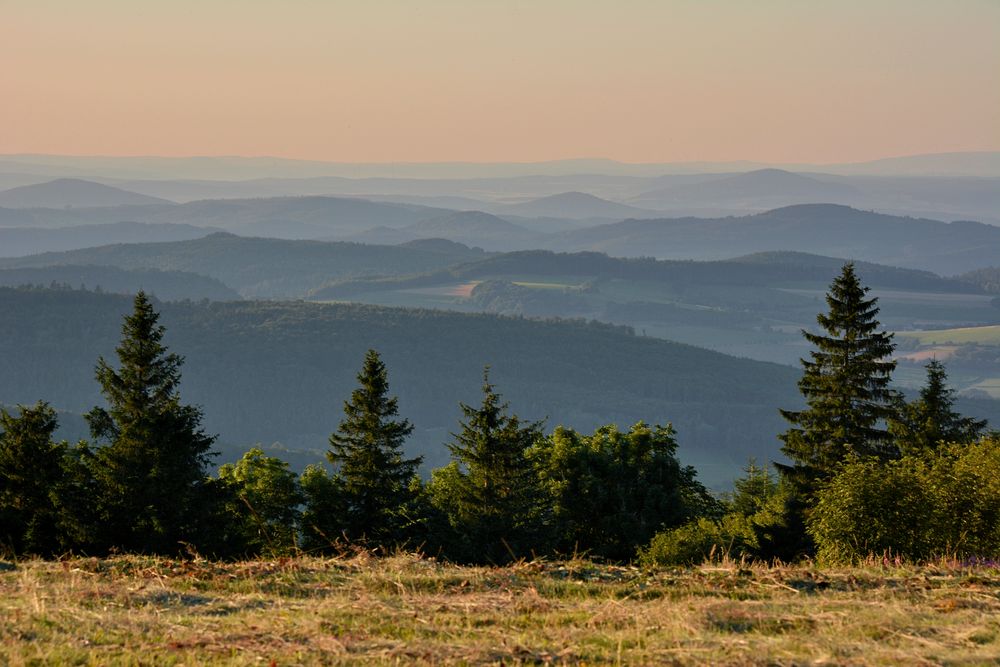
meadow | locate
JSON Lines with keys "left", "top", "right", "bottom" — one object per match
{"left": 2, "top": 554, "right": 998, "bottom": 665}
{"left": 897, "top": 325, "right": 1000, "bottom": 347}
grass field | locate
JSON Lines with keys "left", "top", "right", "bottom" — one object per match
{"left": 2, "top": 555, "right": 999, "bottom": 665}
{"left": 897, "top": 325, "right": 1000, "bottom": 346}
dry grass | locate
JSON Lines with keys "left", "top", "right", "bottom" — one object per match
{"left": 1, "top": 554, "right": 999, "bottom": 665}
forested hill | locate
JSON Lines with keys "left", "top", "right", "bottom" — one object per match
{"left": 0, "top": 221, "right": 214, "bottom": 258}
{"left": 443, "top": 249, "right": 968, "bottom": 291}
{"left": 4, "top": 194, "right": 454, "bottom": 237}
{"left": 311, "top": 248, "right": 974, "bottom": 300}
{"left": 0, "top": 234, "right": 486, "bottom": 298}
{"left": 0, "top": 265, "right": 239, "bottom": 302}
{"left": 0, "top": 287, "right": 802, "bottom": 485}
{"left": 540, "top": 204, "right": 1000, "bottom": 275}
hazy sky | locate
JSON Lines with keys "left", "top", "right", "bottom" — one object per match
{"left": 3, "top": 0, "right": 998, "bottom": 163}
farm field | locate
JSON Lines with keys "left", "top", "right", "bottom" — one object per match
{"left": 2, "top": 555, "right": 999, "bottom": 665}
{"left": 897, "top": 325, "right": 1000, "bottom": 347}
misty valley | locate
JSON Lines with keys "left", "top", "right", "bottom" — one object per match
{"left": 2, "top": 163, "right": 1000, "bottom": 491}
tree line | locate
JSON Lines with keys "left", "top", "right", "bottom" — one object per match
{"left": 644, "top": 264, "right": 997, "bottom": 565}
{"left": 0, "top": 291, "right": 712, "bottom": 561}
{"left": 2, "top": 264, "right": 998, "bottom": 564}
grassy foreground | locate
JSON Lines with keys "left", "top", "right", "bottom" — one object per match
{"left": 1, "top": 554, "right": 999, "bottom": 665}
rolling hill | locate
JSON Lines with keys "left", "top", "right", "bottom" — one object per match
{"left": 500, "top": 191, "right": 659, "bottom": 220}
{"left": 541, "top": 204, "right": 1000, "bottom": 275}
{"left": 0, "top": 265, "right": 239, "bottom": 301}
{"left": 399, "top": 211, "right": 543, "bottom": 250}
{"left": 0, "top": 221, "right": 215, "bottom": 257}
{"left": 308, "top": 249, "right": 1000, "bottom": 368}
{"left": 12, "top": 195, "right": 456, "bottom": 239}
{"left": 632, "top": 169, "right": 858, "bottom": 209}
{"left": 0, "top": 286, "right": 806, "bottom": 485}
{"left": 0, "top": 178, "right": 172, "bottom": 208}
{"left": 0, "top": 233, "right": 487, "bottom": 298}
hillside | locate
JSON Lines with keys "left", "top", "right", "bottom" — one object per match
{"left": 633, "top": 169, "right": 857, "bottom": 209}
{"left": 14, "top": 195, "right": 455, "bottom": 239}
{"left": 399, "top": 210, "right": 542, "bottom": 250}
{"left": 0, "top": 265, "right": 238, "bottom": 301}
{"left": 542, "top": 204, "right": 1000, "bottom": 275}
{"left": 0, "top": 178, "right": 172, "bottom": 208}
{"left": 312, "top": 249, "right": 980, "bottom": 303}
{"left": 958, "top": 267, "right": 1000, "bottom": 294}
{"left": 0, "top": 221, "right": 215, "bottom": 258}
{"left": 457, "top": 250, "right": 974, "bottom": 292}
{"left": 0, "top": 287, "right": 805, "bottom": 484}
{"left": 502, "top": 191, "right": 657, "bottom": 219}
{"left": 0, "top": 233, "right": 485, "bottom": 298}
{"left": 0, "top": 207, "right": 37, "bottom": 227}
{"left": 309, "top": 249, "right": 1000, "bottom": 369}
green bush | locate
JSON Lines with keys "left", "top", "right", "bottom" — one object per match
{"left": 640, "top": 515, "right": 757, "bottom": 566}
{"left": 809, "top": 438, "right": 1000, "bottom": 564}
{"left": 216, "top": 448, "right": 303, "bottom": 557}
{"left": 639, "top": 461, "right": 792, "bottom": 566}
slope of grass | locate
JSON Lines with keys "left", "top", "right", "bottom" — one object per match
{"left": 897, "top": 325, "right": 1000, "bottom": 346}
{"left": 2, "top": 555, "right": 998, "bottom": 665}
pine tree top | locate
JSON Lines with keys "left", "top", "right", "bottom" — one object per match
{"left": 328, "top": 349, "right": 415, "bottom": 461}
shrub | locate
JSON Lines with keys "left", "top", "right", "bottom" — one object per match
{"left": 640, "top": 515, "right": 756, "bottom": 566}
{"left": 809, "top": 438, "right": 1000, "bottom": 564}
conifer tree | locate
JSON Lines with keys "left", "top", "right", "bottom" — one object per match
{"left": 86, "top": 291, "right": 215, "bottom": 554}
{"left": 889, "top": 360, "right": 987, "bottom": 454}
{"left": 326, "top": 349, "right": 421, "bottom": 546}
{"left": 778, "top": 263, "right": 898, "bottom": 494}
{"left": 431, "top": 369, "right": 545, "bottom": 562}
{"left": 0, "top": 402, "right": 66, "bottom": 556}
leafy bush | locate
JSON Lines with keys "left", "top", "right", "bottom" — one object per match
{"left": 809, "top": 438, "right": 1000, "bottom": 563}
{"left": 533, "top": 423, "right": 715, "bottom": 562}
{"left": 215, "top": 448, "right": 303, "bottom": 557}
{"left": 639, "top": 461, "right": 787, "bottom": 566}
{"left": 640, "top": 516, "right": 756, "bottom": 566}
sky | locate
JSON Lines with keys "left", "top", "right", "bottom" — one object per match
{"left": 3, "top": 0, "right": 999, "bottom": 164}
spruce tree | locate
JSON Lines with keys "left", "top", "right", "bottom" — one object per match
{"left": 889, "top": 360, "right": 987, "bottom": 454}
{"left": 86, "top": 292, "right": 215, "bottom": 554}
{"left": 326, "top": 349, "right": 421, "bottom": 547}
{"left": 432, "top": 369, "right": 545, "bottom": 562}
{"left": 0, "top": 402, "right": 65, "bottom": 556}
{"left": 778, "top": 263, "right": 898, "bottom": 494}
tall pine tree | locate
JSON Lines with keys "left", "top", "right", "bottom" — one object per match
{"left": 325, "top": 349, "right": 421, "bottom": 547}
{"left": 0, "top": 402, "right": 66, "bottom": 556}
{"left": 779, "top": 263, "right": 898, "bottom": 494}
{"left": 431, "top": 369, "right": 545, "bottom": 563}
{"left": 86, "top": 292, "right": 215, "bottom": 554}
{"left": 889, "top": 359, "right": 987, "bottom": 454}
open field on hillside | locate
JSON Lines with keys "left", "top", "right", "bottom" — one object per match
{"left": 897, "top": 325, "right": 1000, "bottom": 346}
{"left": 2, "top": 555, "right": 999, "bottom": 665}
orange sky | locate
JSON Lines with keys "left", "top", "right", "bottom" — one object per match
{"left": 3, "top": 1, "right": 998, "bottom": 163}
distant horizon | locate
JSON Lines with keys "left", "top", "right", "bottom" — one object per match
{"left": 2, "top": 149, "right": 1000, "bottom": 167}
{"left": 3, "top": 150, "right": 1000, "bottom": 182}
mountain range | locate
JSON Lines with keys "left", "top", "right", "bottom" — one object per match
{"left": 3, "top": 165, "right": 998, "bottom": 226}
{"left": 3, "top": 151, "right": 998, "bottom": 180}
{"left": 537, "top": 204, "right": 1000, "bottom": 275}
